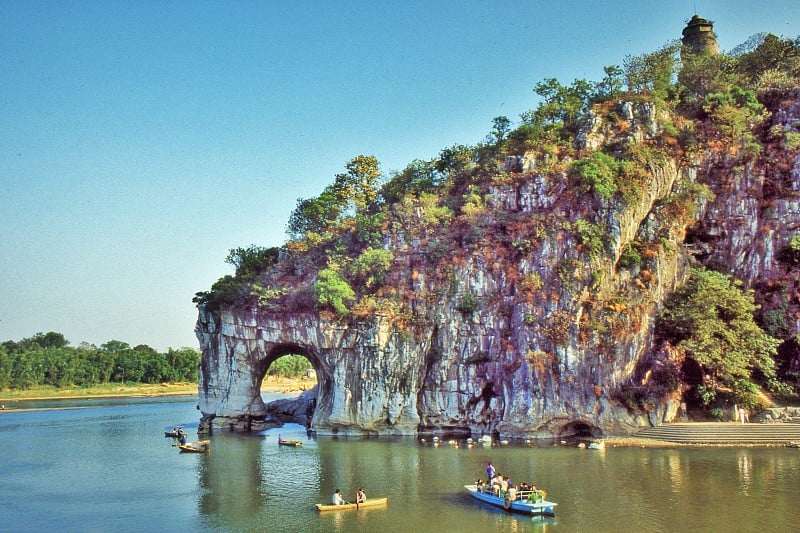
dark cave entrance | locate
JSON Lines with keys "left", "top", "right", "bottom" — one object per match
{"left": 558, "top": 420, "right": 602, "bottom": 439}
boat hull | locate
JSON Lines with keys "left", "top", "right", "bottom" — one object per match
{"left": 278, "top": 440, "right": 302, "bottom": 447}
{"left": 316, "top": 497, "right": 388, "bottom": 512}
{"left": 464, "top": 485, "right": 556, "bottom": 516}
{"left": 178, "top": 440, "right": 210, "bottom": 453}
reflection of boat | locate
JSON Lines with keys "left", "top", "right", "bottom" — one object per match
{"left": 178, "top": 440, "right": 210, "bottom": 453}
{"left": 315, "top": 497, "right": 388, "bottom": 512}
{"left": 278, "top": 435, "right": 302, "bottom": 447}
{"left": 464, "top": 484, "right": 556, "bottom": 516}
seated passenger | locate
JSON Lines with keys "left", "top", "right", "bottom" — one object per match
{"left": 508, "top": 486, "right": 517, "bottom": 500}
{"left": 332, "top": 489, "right": 345, "bottom": 505}
{"left": 356, "top": 488, "right": 366, "bottom": 503}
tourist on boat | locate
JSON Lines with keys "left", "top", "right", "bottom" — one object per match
{"left": 486, "top": 461, "right": 495, "bottom": 479}
{"left": 332, "top": 489, "right": 345, "bottom": 506}
{"left": 179, "top": 435, "right": 187, "bottom": 445}
{"left": 356, "top": 488, "right": 366, "bottom": 504}
{"left": 491, "top": 475, "right": 501, "bottom": 496}
{"left": 499, "top": 475, "right": 509, "bottom": 495}
{"left": 508, "top": 484, "right": 517, "bottom": 501}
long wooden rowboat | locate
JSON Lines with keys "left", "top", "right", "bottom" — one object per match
{"left": 178, "top": 440, "right": 210, "bottom": 453}
{"left": 278, "top": 439, "right": 302, "bottom": 447}
{"left": 315, "top": 497, "right": 388, "bottom": 512}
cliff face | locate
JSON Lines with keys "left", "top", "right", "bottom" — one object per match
{"left": 196, "top": 93, "right": 800, "bottom": 438}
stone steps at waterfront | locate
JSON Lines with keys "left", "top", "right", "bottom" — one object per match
{"left": 634, "top": 422, "right": 800, "bottom": 444}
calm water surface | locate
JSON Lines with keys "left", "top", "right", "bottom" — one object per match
{"left": 1, "top": 395, "right": 799, "bottom": 532}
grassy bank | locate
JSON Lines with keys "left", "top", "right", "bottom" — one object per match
{"left": 0, "top": 382, "right": 198, "bottom": 401}
{"left": 0, "top": 376, "right": 315, "bottom": 402}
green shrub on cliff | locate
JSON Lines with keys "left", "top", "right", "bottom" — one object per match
{"left": 657, "top": 268, "right": 780, "bottom": 408}
{"left": 350, "top": 247, "right": 394, "bottom": 289}
{"left": 313, "top": 268, "right": 355, "bottom": 316}
{"left": 571, "top": 152, "right": 625, "bottom": 200}
{"left": 226, "top": 245, "right": 280, "bottom": 278}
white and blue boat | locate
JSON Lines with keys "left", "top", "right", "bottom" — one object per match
{"left": 464, "top": 484, "right": 557, "bottom": 516}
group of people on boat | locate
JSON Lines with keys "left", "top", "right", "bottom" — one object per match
{"left": 479, "top": 461, "right": 543, "bottom": 503}
{"left": 332, "top": 488, "right": 366, "bottom": 505}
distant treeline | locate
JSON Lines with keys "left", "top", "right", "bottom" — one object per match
{"left": 0, "top": 332, "right": 201, "bottom": 389}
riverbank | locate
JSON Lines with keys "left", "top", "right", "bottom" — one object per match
{"left": 0, "top": 376, "right": 314, "bottom": 402}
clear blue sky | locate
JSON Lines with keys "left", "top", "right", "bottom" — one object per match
{"left": 1, "top": 1, "right": 798, "bottom": 351}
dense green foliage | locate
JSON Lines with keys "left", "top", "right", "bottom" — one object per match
{"left": 226, "top": 245, "right": 280, "bottom": 278}
{"left": 266, "top": 355, "right": 313, "bottom": 378}
{"left": 0, "top": 333, "right": 200, "bottom": 390}
{"left": 657, "top": 268, "right": 781, "bottom": 409}
{"left": 287, "top": 155, "right": 382, "bottom": 239}
{"left": 350, "top": 247, "right": 394, "bottom": 288}
{"left": 313, "top": 268, "right": 355, "bottom": 315}
{"left": 571, "top": 152, "right": 626, "bottom": 200}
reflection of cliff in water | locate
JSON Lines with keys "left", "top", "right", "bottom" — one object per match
{"left": 194, "top": 431, "right": 432, "bottom": 531}
{"left": 196, "top": 433, "right": 269, "bottom": 528}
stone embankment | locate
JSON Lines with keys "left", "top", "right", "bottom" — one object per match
{"left": 634, "top": 416, "right": 800, "bottom": 445}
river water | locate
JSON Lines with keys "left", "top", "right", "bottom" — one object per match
{"left": 1, "top": 394, "right": 798, "bottom": 532}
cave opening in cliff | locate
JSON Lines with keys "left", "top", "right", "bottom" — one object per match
{"left": 557, "top": 420, "right": 602, "bottom": 439}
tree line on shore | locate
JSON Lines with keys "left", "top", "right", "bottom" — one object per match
{"left": 0, "top": 331, "right": 314, "bottom": 390}
{"left": 0, "top": 332, "right": 200, "bottom": 389}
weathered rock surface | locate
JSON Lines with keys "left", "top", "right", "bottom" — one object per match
{"left": 196, "top": 95, "right": 800, "bottom": 439}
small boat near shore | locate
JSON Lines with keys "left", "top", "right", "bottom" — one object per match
{"left": 164, "top": 427, "right": 184, "bottom": 438}
{"left": 278, "top": 435, "right": 302, "bottom": 447}
{"left": 178, "top": 440, "right": 210, "bottom": 453}
{"left": 315, "top": 497, "right": 388, "bottom": 512}
{"left": 464, "top": 484, "right": 556, "bottom": 516}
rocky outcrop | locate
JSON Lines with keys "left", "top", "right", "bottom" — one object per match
{"left": 196, "top": 96, "right": 800, "bottom": 439}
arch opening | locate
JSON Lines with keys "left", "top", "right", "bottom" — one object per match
{"left": 256, "top": 343, "right": 330, "bottom": 430}
{"left": 261, "top": 354, "right": 317, "bottom": 396}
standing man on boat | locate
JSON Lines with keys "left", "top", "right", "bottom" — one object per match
{"left": 486, "top": 461, "right": 495, "bottom": 480}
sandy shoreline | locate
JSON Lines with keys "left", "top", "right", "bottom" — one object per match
{"left": 0, "top": 377, "right": 311, "bottom": 404}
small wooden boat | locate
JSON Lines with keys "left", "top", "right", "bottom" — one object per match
{"left": 165, "top": 427, "right": 184, "bottom": 438}
{"left": 278, "top": 436, "right": 302, "bottom": 447}
{"left": 315, "top": 497, "right": 388, "bottom": 512}
{"left": 464, "top": 484, "right": 556, "bottom": 516}
{"left": 178, "top": 440, "right": 210, "bottom": 453}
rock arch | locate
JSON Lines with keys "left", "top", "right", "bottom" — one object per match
{"left": 195, "top": 308, "right": 424, "bottom": 435}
